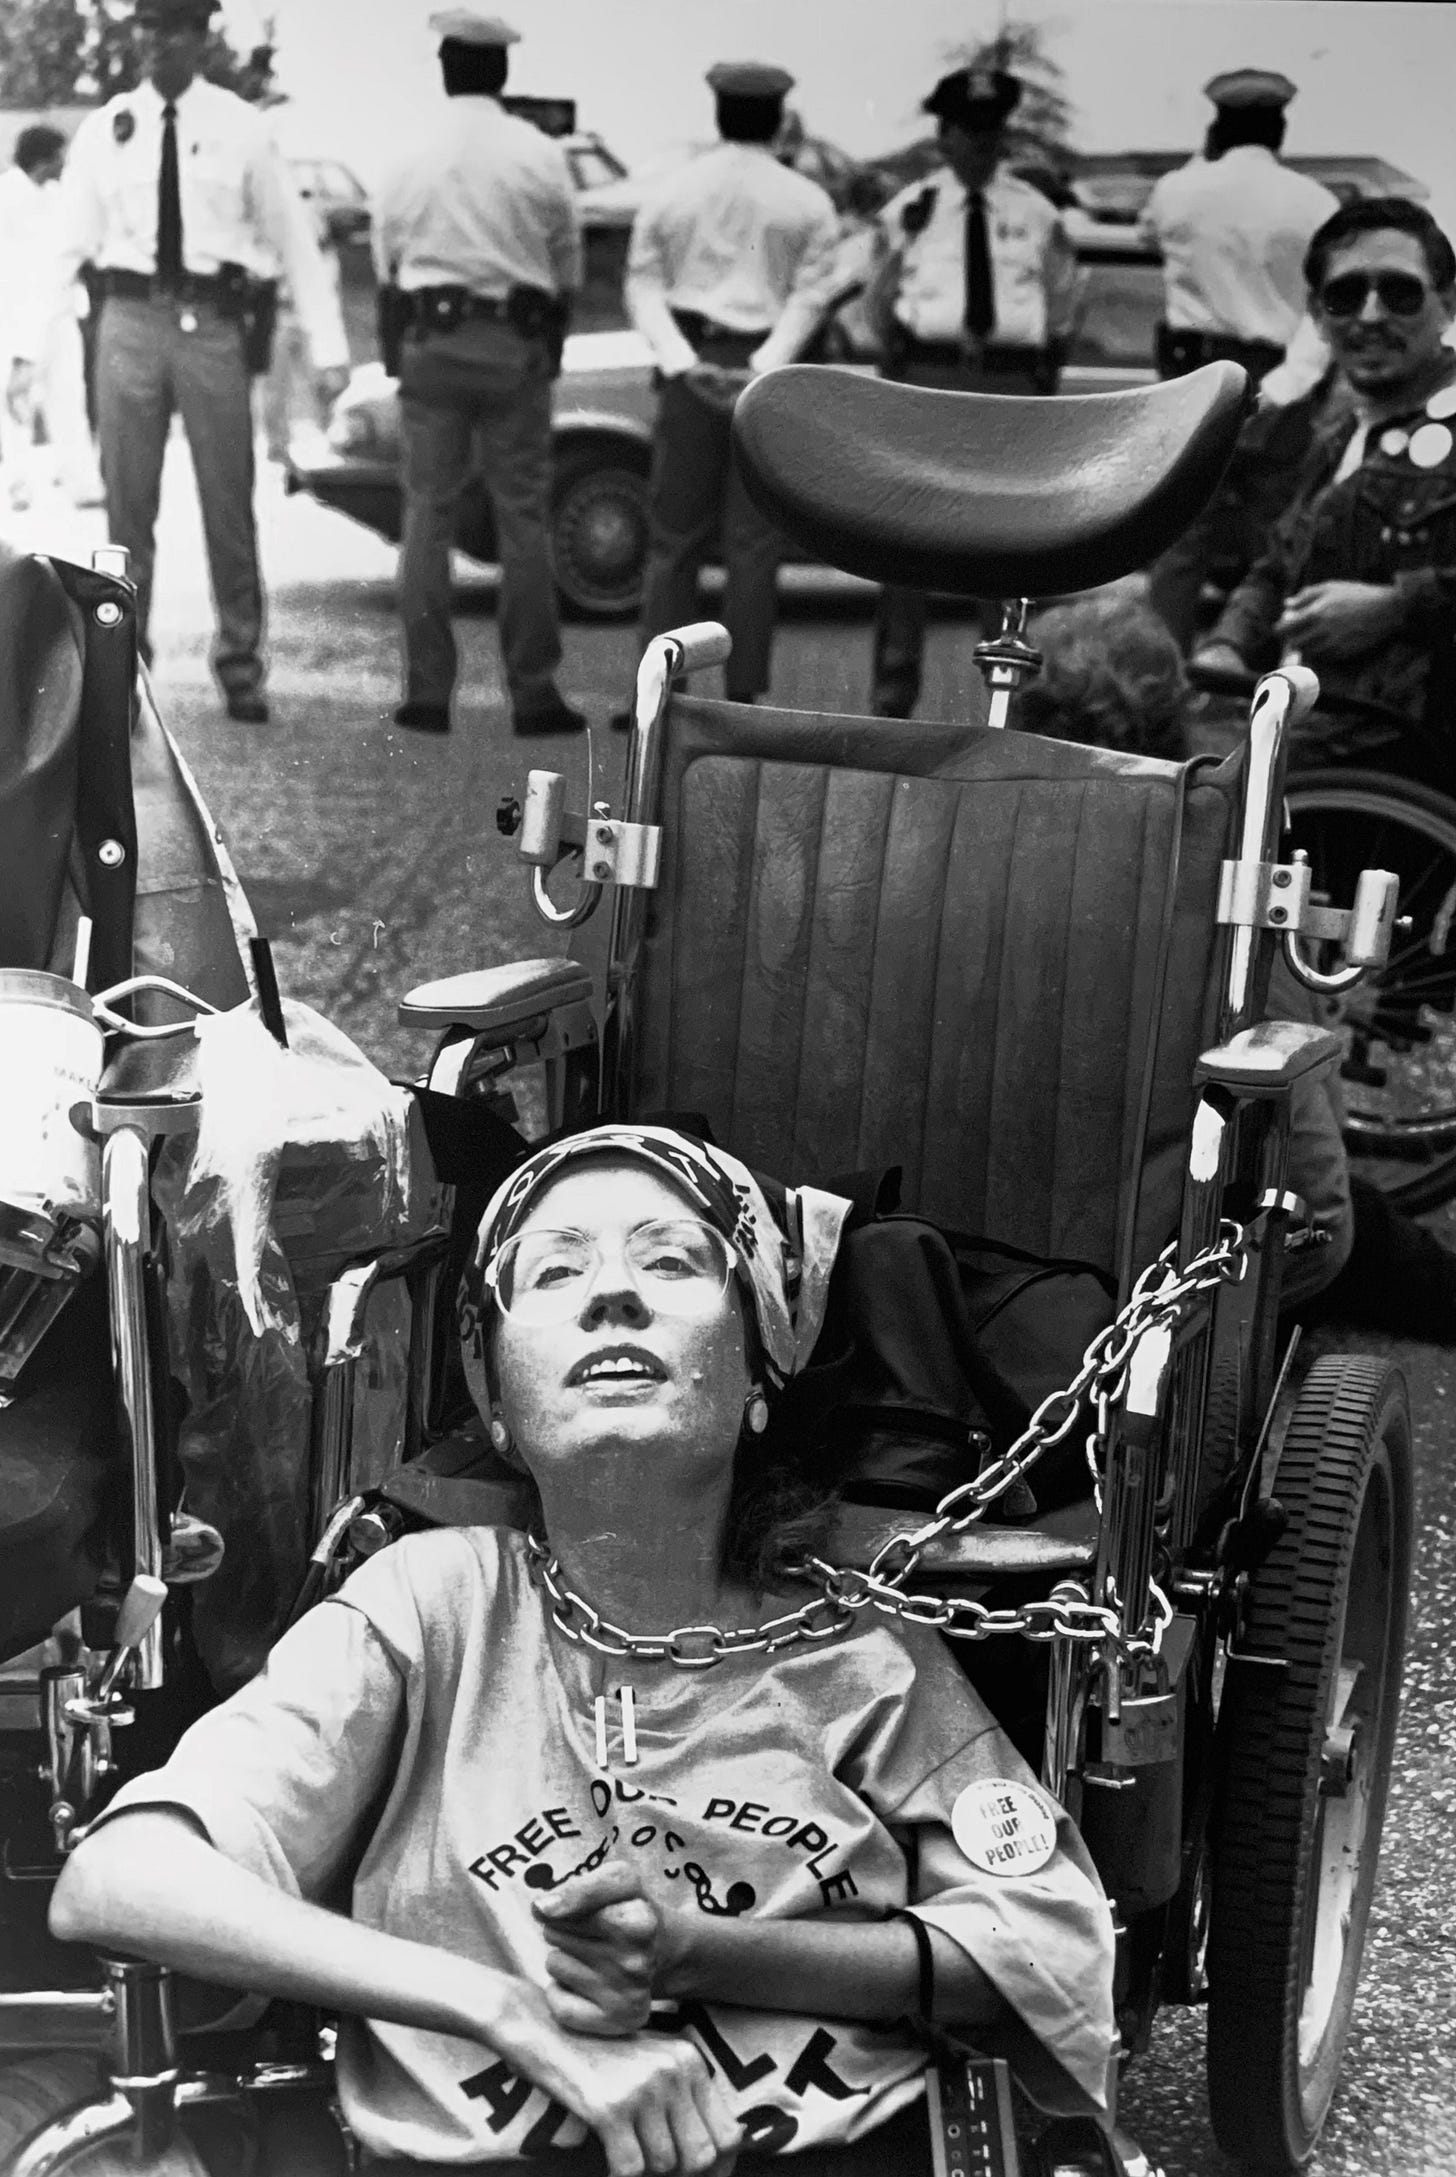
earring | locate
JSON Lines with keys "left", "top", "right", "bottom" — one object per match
{"left": 489, "top": 1413, "right": 512, "bottom": 1455}
{"left": 744, "top": 1390, "right": 769, "bottom": 1436}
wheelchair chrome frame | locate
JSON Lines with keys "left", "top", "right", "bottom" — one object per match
{"left": 7, "top": 634, "right": 1403, "bottom": 2173}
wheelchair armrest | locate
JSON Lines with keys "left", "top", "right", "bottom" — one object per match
{"left": 398, "top": 958, "right": 594, "bottom": 1038}
{"left": 1194, "top": 1019, "right": 1343, "bottom": 1097}
{"left": 827, "top": 1497, "right": 1098, "bottom": 1579}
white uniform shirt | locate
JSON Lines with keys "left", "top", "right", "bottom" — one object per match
{"left": 877, "top": 164, "right": 1080, "bottom": 352}
{"left": 625, "top": 142, "right": 842, "bottom": 378}
{"left": 30, "top": 78, "right": 349, "bottom": 370}
{"left": 372, "top": 99, "right": 581, "bottom": 301}
{"left": 1139, "top": 146, "right": 1339, "bottom": 347}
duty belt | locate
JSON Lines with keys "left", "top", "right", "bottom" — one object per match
{"left": 96, "top": 267, "right": 233, "bottom": 305}
{"left": 889, "top": 329, "right": 1048, "bottom": 372}
{"left": 404, "top": 286, "right": 514, "bottom": 332}
{"left": 1156, "top": 323, "right": 1284, "bottom": 381}
{"left": 671, "top": 309, "right": 771, "bottom": 348}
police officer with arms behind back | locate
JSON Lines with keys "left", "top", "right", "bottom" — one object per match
{"left": 373, "top": 9, "right": 585, "bottom": 738}
{"left": 1139, "top": 69, "right": 1341, "bottom": 652}
{"left": 621, "top": 60, "right": 841, "bottom": 714}
{"left": 1140, "top": 70, "right": 1340, "bottom": 384}
{"left": 863, "top": 67, "right": 1080, "bottom": 718}
{"left": 10, "top": 0, "right": 351, "bottom": 724}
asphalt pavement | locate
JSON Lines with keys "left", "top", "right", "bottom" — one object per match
{"left": 4, "top": 439, "right": 1453, "bottom": 2177}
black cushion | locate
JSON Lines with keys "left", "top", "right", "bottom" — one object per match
{"left": 733, "top": 361, "right": 1249, "bottom": 599}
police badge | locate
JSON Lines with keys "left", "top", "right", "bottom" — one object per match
{"left": 113, "top": 107, "right": 136, "bottom": 144}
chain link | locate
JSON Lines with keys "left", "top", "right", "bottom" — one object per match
{"left": 526, "top": 1221, "right": 1249, "bottom": 1670}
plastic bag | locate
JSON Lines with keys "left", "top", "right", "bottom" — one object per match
{"left": 154, "top": 998, "right": 448, "bottom": 1690}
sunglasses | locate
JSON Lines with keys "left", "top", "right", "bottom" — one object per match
{"left": 1319, "top": 271, "right": 1433, "bottom": 320}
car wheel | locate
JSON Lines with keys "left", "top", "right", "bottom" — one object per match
{"left": 550, "top": 442, "right": 650, "bottom": 621}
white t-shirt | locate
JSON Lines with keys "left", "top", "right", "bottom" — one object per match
{"left": 101, "top": 1526, "right": 1116, "bottom": 2162}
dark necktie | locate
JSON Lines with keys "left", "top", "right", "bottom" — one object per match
{"left": 964, "top": 190, "right": 995, "bottom": 339}
{"left": 157, "top": 100, "right": 184, "bottom": 285}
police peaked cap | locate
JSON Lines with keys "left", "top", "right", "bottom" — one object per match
{"left": 1203, "top": 68, "right": 1298, "bottom": 111}
{"left": 923, "top": 66, "right": 1022, "bottom": 131}
{"left": 706, "top": 61, "right": 796, "bottom": 99}
{"left": 429, "top": 9, "right": 520, "bottom": 45}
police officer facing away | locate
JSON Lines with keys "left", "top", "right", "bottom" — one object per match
{"left": 1141, "top": 70, "right": 1339, "bottom": 383}
{"left": 863, "top": 68, "right": 1079, "bottom": 718}
{"left": 1140, "top": 71, "right": 1341, "bottom": 651}
{"left": 623, "top": 61, "right": 840, "bottom": 710}
{"left": 11, "top": 0, "right": 350, "bottom": 724}
{"left": 374, "top": 10, "right": 584, "bottom": 738}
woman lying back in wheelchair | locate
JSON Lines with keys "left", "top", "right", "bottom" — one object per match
{"left": 52, "top": 1125, "right": 1118, "bottom": 2177}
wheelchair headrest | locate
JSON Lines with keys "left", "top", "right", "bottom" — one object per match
{"left": 733, "top": 361, "right": 1249, "bottom": 601}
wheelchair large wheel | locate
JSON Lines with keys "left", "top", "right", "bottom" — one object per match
{"left": 0, "top": 2052, "right": 207, "bottom": 2175}
{"left": 1205, "top": 1355, "right": 1412, "bottom": 2170}
{"left": 1283, "top": 770, "right": 1456, "bottom": 1213}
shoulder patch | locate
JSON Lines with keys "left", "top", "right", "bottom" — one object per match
{"left": 951, "top": 1776, "right": 1059, "bottom": 1876}
{"left": 901, "top": 184, "right": 938, "bottom": 238}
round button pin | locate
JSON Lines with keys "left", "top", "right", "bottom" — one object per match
{"left": 951, "top": 1777, "right": 1058, "bottom": 1877}
{"left": 1425, "top": 383, "right": 1456, "bottom": 422}
{"left": 1408, "top": 422, "right": 1453, "bottom": 470}
{"left": 1379, "top": 428, "right": 1409, "bottom": 457}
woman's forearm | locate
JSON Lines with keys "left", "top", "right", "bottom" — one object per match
{"left": 660, "top": 1912, "right": 1004, "bottom": 2028}
{"left": 52, "top": 1813, "right": 536, "bottom": 2063}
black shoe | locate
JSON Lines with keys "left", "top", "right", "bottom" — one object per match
{"left": 870, "top": 697, "right": 913, "bottom": 720}
{"left": 394, "top": 701, "right": 451, "bottom": 734}
{"left": 513, "top": 694, "right": 586, "bottom": 736}
{"left": 609, "top": 708, "right": 634, "bottom": 733}
{"left": 226, "top": 693, "right": 270, "bottom": 724}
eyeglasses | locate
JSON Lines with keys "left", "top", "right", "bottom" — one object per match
{"left": 1318, "top": 271, "right": 1433, "bottom": 320}
{"left": 484, "top": 1218, "right": 736, "bottom": 1325}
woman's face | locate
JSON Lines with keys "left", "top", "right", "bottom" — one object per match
{"left": 491, "top": 1159, "right": 753, "bottom": 1483}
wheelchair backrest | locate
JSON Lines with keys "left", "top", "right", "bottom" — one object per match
{"left": 0, "top": 544, "right": 251, "bottom": 1014}
{"left": 623, "top": 697, "right": 1242, "bottom": 1298}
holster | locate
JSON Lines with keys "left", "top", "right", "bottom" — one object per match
{"left": 218, "top": 262, "right": 279, "bottom": 376}
{"left": 377, "top": 282, "right": 410, "bottom": 378}
{"left": 507, "top": 283, "right": 569, "bottom": 378}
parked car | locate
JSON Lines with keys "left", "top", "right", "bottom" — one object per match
{"left": 285, "top": 242, "right": 1164, "bottom": 619}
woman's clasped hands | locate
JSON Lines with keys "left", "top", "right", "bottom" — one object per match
{"left": 527, "top": 1860, "right": 737, "bottom": 2177}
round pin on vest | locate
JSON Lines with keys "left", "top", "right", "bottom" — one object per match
{"left": 1425, "top": 383, "right": 1456, "bottom": 422}
{"left": 1379, "top": 428, "right": 1409, "bottom": 457}
{"left": 951, "top": 1777, "right": 1058, "bottom": 1876}
{"left": 1408, "top": 421, "right": 1453, "bottom": 469}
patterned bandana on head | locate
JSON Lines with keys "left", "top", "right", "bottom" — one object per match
{"left": 461, "top": 1124, "right": 852, "bottom": 1396}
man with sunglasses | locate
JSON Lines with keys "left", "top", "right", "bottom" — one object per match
{"left": 1194, "top": 197, "right": 1456, "bottom": 760}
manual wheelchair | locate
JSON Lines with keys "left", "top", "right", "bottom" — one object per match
{"left": 0, "top": 361, "right": 1414, "bottom": 2177}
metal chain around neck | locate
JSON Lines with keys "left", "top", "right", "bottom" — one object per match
{"left": 528, "top": 1221, "right": 1249, "bottom": 1672}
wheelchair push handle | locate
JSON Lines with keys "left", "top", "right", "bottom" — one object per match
{"left": 511, "top": 622, "right": 729, "bottom": 931}
{"left": 659, "top": 621, "right": 733, "bottom": 675}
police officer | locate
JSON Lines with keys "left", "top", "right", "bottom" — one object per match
{"left": 10, "top": 0, "right": 350, "bottom": 723}
{"left": 623, "top": 60, "right": 840, "bottom": 710}
{"left": 1141, "top": 71, "right": 1339, "bottom": 382}
{"left": 1140, "top": 71, "right": 1341, "bottom": 650}
{"left": 863, "top": 68, "right": 1079, "bottom": 718}
{"left": 374, "top": 10, "right": 584, "bottom": 737}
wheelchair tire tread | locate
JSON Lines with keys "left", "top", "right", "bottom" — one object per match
{"left": 1203, "top": 1353, "right": 1412, "bottom": 2173}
